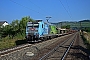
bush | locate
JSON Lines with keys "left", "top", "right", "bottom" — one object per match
{"left": 81, "top": 35, "right": 90, "bottom": 49}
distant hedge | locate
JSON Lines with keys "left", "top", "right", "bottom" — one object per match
{"left": 82, "top": 27, "right": 90, "bottom": 32}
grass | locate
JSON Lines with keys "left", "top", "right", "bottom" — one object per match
{"left": 0, "top": 34, "right": 26, "bottom": 50}
{"left": 81, "top": 32, "right": 90, "bottom": 50}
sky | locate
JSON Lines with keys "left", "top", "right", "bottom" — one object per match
{"left": 0, "top": 0, "right": 90, "bottom": 23}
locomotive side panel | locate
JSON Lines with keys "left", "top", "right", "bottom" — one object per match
{"left": 43, "top": 23, "right": 49, "bottom": 35}
{"left": 38, "top": 21, "right": 44, "bottom": 37}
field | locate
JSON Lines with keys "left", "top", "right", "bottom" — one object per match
{"left": 53, "top": 21, "right": 90, "bottom": 28}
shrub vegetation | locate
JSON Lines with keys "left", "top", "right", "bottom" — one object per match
{"left": 0, "top": 16, "right": 34, "bottom": 50}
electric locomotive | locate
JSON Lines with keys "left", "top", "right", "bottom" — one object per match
{"left": 26, "top": 20, "right": 58, "bottom": 42}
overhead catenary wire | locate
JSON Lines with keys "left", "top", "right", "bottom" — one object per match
{"left": 66, "top": 0, "right": 73, "bottom": 20}
{"left": 9, "top": 0, "right": 46, "bottom": 16}
{"left": 59, "top": 0, "right": 73, "bottom": 20}
{"left": 29, "top": 0, "right": 50, "bottom": 15}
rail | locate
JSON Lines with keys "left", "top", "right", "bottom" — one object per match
{"left": 61, "top": 34, "right": 76, "bottom": 60}
{"left": 39, "top": 33, "right": 76, "bottom": 60}
{"left": 0, "top": 43, "right": 31, "bottom": 57}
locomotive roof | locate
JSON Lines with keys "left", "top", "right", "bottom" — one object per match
{"left": 35, "top": 20, "right": 42, "bottom": 22}
{"left": 28, "top": 20, "right": 42, "bottom": 23}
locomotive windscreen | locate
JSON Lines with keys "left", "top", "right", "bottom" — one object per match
{"left": 33, "top": 24, "right": 39, "bottom": 27}
{"left": 27, "top": 22, "right": 39, "bottom": 27}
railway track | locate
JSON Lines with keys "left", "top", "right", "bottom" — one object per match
{"left": 0, "top": 32, "right": 88, "bottom": 60}
{"left": 0, "top": 33, "right": 73, "bottom": 60}
{"left": 39, "top": 32, "right": 77, "bottom": 60}
{"left": 28, "top": 33, "right": 76, "bottom": 60}
{"left": 0, "top": 43, "right": 31, "bottom": 57}
{"left": 35, "top": 32, "right": 89, "bottom": 60}
{"left": 65, "top": 33, "right": 90, "bottom": 60}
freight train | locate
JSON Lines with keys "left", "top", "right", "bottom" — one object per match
{"left": 25, "top": 20, "right": 59, "bottom": 42}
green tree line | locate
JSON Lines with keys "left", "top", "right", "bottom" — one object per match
{"left": 0, "top": 16, "right": 34, "bottom": 39}
{"left": 82, "top": 27, "right": 90, "bottom": 32}
{"left": 61, "top": 25, "right": 70, "bottom": 29}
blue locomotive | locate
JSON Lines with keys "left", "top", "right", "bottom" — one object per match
{"left": 26, "top": 20, "right": 58, "bottom": 42}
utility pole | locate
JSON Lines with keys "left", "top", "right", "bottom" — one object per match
{"left": 60, "top": 22, "right": 62, "bottom": 28}
{"left": 80, "top": 21, "right": 82, "bottom": 35}
{"left": 80, "top": 21, "right": 82, "bottom": 30}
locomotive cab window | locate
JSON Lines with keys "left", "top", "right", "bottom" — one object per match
{"left": 42, "top": 24, "right": 43, "bottom": 28}
{"left": 27, "top": 23, "right": 39, "bottom": 28}
{"left": 27, "top": 24, "right": 33, "bottom": 27}
{"left": 33, "top": 23, "right": 39, "bottom": 27}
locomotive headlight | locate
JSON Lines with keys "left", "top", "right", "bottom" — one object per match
{"left": 36, "top": 33, "right": 39, "bottom": 35}
{"left": 30, "top": 28, "right": 35, "bottom": 31}
{"left": 36, "top": 33, "right": 39, "bottom": 37}
{"left": 34, "top": 33, "right": 39, "bottom": 38}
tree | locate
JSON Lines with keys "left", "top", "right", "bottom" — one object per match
{"left": 9, "top": 20, "right": 20, "bottom": 38}
{"left": 19, "top": 16, "right": 34, "bottom": 35}
{"left": 0, "top": 16, "right": 34, "bottom": 39}
{"left": 1, "top": 25, "right": 11, "bottom": 37}
{"left": 61, "top": 25, "right": 70, "bottom": 29}
{"left": 66, "top": 25, "right": 70, "bottom": 29}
